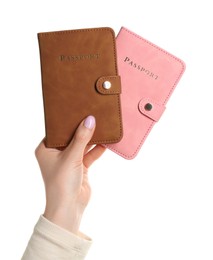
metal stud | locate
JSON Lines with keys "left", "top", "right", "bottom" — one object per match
{"left": 144, "top": 103, "right": 152, "bottom": 111}
{"left": 102, "top": 81, "right": 111, "bottom": 90}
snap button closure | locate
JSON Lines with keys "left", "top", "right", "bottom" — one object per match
{"left": 102, "top": 81, "right": 111, "bottom": 90}
{"left": 144, "top": 103, "right": 152, "bottom": 111}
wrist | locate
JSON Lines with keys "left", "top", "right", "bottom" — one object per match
{"left": 44, "top": 204, "right": 83, "bottom": 235}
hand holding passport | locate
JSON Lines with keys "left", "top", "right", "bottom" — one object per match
{"left": 38, "top": 26, "right": 185, "bottom": 159}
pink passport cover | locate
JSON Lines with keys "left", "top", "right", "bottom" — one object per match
{"left": 105, "top": 27, "right": 186, "bottom": 159}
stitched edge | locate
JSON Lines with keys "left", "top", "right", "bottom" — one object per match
{"left": 107, "top": 121, "right": 155, "bottom": 159}
{"left": 96, "top": 76, "right": 121, "bottom": 94}
{"left": 138, "top": 98, "right": 166, "bottom": 122}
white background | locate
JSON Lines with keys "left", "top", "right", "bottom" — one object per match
{"left": 0, "top": 0, "right": 213, "bottom": 259}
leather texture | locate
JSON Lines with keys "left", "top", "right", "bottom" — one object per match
{"left": 38, "top": 27, "right": 123, "bottom": 148}
{"left": 105, "top": 27, "right": 186, "bottom": 159}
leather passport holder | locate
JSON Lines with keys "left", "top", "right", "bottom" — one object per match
{"left": 105, "top": 27, "right": 186, "bottom": 159}
{"left": 37, "top": 27, "right": 123, "bottom": 148}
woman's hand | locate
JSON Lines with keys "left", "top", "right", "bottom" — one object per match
{"left": 35, "top": 116, "right": 106, "bottom": 235}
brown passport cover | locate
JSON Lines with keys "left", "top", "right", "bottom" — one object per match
{"left": 37, "top": 27, "right": 123, "bottom": 148}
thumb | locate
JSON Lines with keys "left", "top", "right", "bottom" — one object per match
{"left": 64, "top": 115, "right": 96, "bottom": 161}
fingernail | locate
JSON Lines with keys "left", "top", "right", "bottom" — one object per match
{"left": 84, "top": 115, "right": 95, "bottom": 129}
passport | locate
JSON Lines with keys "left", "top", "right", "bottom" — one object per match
{"left": 105, "top": 27, "right": 186, "bottom": 159}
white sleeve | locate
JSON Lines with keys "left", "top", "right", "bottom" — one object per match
{"left": 21, "top": 215, "right": 92, "bottom": 260}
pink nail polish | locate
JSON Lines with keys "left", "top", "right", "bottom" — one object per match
{"left": 84, "top": 115, "right": 95, "bottom": 129}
